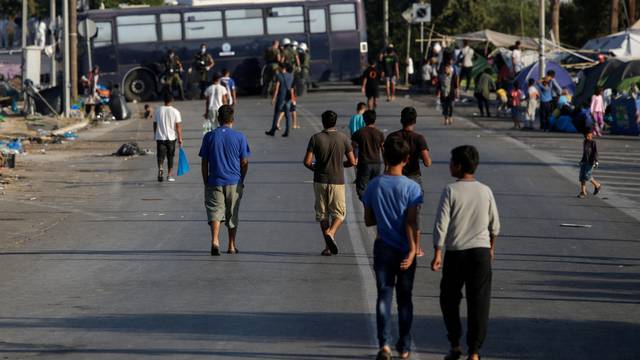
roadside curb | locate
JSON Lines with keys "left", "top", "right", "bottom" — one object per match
{"left": 51, "top": 119, "right": 91, "bottom": 136}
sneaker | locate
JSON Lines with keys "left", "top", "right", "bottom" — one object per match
{"left": 167, "top": 176, "right": 176, "bottom": 182}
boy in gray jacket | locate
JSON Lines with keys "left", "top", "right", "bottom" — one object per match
{"left": 431, "top": 145, "right": 500, "bottom": 360}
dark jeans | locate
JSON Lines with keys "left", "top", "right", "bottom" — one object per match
{"left": 356, "top": 163, "right": 381, "bottom": 200}
{"left": 460, "top": 66, "right": 473, "bottom": 91}
{"left": 441, "top": 96, "right": 454, "bottom": 117}
{"left": 156, "top": 140, "right": 177, "bottom": 170}
{"left": 440, "top": 248, "right": 492, "bottom": 354}
{"left": 374, "top": 240, "right": 416, "bottom": 353}
{"left": 269, "top": 99, "right": 291, "bottom": 133}
{"left": 539, "top": 101, "right": 552, "bottom": 130}
{"left": 475, "top": 93, "right": 490, "bottom": 116}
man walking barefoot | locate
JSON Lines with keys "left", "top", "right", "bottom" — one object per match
{"left": 199, "top": 105, "right": 250, "bottom": 256}
{"left": 304, "top": 110, "right": 357, "bottom": 256}
{"left": 153, "top": 93, "right": 183, "bottom": 182}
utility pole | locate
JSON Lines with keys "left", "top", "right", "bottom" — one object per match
{"left": 21, "top": 0, "right": 28, "bottom": 49}
{"left": 70, "top": 0, "right": 78, "bottom": 101}
{"left": 50, "top": 0, "right": 57, "bottom": 86}
{"left": 539, "top": 0, "right": 545, "bottom": 79}
{"left": 63, "top": 0, "right": 71, "bottom": 116}
{"left": 383, "top": 0, "right": 389, "bottom": 46}
{"left": 405, "top": 23, "right": 411, "bottom": 85}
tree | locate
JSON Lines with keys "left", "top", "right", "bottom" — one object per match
{"left": 551, "top": 0, "right": 561, "bottom": 43}
{"left": 611, "top": 0, "right": 620, "bottom": 33}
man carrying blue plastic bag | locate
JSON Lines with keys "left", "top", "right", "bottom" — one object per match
{"left": 199, "top": 105, "right": 250, "bottom": 256}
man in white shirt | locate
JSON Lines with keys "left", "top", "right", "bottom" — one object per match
{"left": 459, "top": 40, "right": 474, "bottom": 91}
{"left": 154, "top": 93, "right": 183, "bottom": 182}
{"left": 203, "top": 72, "right": 228, "bottom": 132}
{"left": 511, "top": 41, "right": 523, "bottom": 75}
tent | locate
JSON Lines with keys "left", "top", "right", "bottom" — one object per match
{"left": 582, "top": 30, "right": 640, "bottom": 58}
{"left": 455, "top": 30, "right": 538, "bottom": 50}
{"left": 573, "top": 59, "right": 625, "bottom": 106}
{"left": 515, "top": 60, "right": 576, "bottom": 94}
{"left": 602, "top": 59, "right": 640, "bottom": 90}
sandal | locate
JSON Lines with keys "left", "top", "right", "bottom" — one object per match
{"left": 376, "top": 350, "right": 392, "bottom": 360}
{"left": 594, "top": 185, "right": 602, "bottom": 195}
{"left": 400, "top": 351, "right": 411, "bottom": 359}
{"left": 577, "top": 192, "right": 586, "bottom": 199}
{"left": 321, "top": 249, "right": 332, "bottom": 256}
{"left": 227, "top": 248, "right": 239, "bottom": 254}
{"left": 157, "top": 169, "right": 164, "bottom": 182}
{"left": 323, "top": 233, "right": 339, "bottom": 255}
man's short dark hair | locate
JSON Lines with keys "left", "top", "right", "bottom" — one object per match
{"left": 218, "top": 105, "right": 234, "bottom": 124}
{"left": 384, "top": 136, "right": 411, "bottom": 166}
{"left": 515, "top": 40, "right": 521, "bottom": 47}
{"left": 357, "top": 102, "right": 366, "bottom": 111}
{"left": 451, "top": 145, "right": 480, "bottom": 174}
{"left": 321, "top": 110, "right": 337, "bottom": 129}
{"left": 163, "top": 92, "right": 173, "bottom": 104}
{"left": 212, "top": 72, "right": 222, "bottom": 83}
{"left": 222, "top": 69, "right": 230, "bottom": 76}
{"left": 363, "top": 110, "right": 376, "bottom": 125}
{"left": 400, "top": 106, "right": 418, "bottom": 127}
{"left": 547, "top": 70, "right": 556, "bottom": 77}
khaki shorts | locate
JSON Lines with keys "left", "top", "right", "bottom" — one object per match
{"left": 204, "top": 184, "right": 244, "bottom": 229}
{"left": 313, "top": 183, "right": 346, "bottom": 222}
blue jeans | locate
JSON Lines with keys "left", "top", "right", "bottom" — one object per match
{"left": 374, "top": 240, "right": 416, "bottom": 352}
{"left": 269, "top": 99, "right": 290, "bottom": 133}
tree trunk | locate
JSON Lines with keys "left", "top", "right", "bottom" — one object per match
{"left": 611, "top": 0, "right": 620, "bottom": 33}
{"left": 630, "top": 0, "right": 637, "bottom": 25}
{"left": 551, "top": 0, "right": 561, "bottom": 44}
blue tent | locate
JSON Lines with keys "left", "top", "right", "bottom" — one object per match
{"left": 515, "top": 60, "right": 576, "bottom": 94}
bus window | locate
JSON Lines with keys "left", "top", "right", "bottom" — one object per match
{"left": 225, "top": 9, "right": 263, "bottom": 37}
{"left": 160, "top": 13, "right": 182, "bottom": 41}
{"left": 308, "top": 9, "right": 326, "bottom": 33}
{"left": 330, "top": 4, "right": 356, "bottom": 32}
{"left": 116, "top": 15, "right": 157, "bottom": 44}
{"left": 267, "top": 6, "right": 304, "bottom": 35}
{"left": 185, "top": 11, "right": 223, "bottom": 40}
{"left": 94, "top": 22, "right": 112, "bottom": 48}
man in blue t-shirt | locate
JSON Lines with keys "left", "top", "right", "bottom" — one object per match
{"left": 363, "top": 136, "right": 423, "bottom": 360}
{"left": 199, "top": 105, "right": 250, "bottom": 256}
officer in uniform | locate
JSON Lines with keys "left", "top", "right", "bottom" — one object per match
{"left": 298, "top": 42, "right": 311, "bottom": 93}
{"left": 164, "top": 49, "right": 185, "bottom": 100}
{"left": 189, "top": 43, "right": 215, "bottom": 99}
{"left": 263, "top": 39, "right": 281, "bottom": 96}
{"left": 282, "top": 38, "right": 300, "bottom": 74}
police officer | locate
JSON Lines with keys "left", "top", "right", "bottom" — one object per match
{"left": 164, "top": 49, "right": 185, "bottom": 100}
{"left": 282, "top": 38, "right": 300, "bottom": 75}
{"left": 263, "top": 39, "right": 281, "bottom": 97}
{"left": 189, "top": 43, "right": 215, "bottom": 99}
{"left": 298, "top": 42, "right": 311, "bottom": 93}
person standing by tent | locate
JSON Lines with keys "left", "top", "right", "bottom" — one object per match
{"left": 547, "top": 70, "right": 563, "bottom": 105}
{"left": 525, "top": 78, "right": 539, "bottom": 130}
{"left": 536, "top": 78, "right": 553, "bottom": 131}
{"left": 438, "top": 63, "right": 459, "bottom": 126}
{"left": 590, "top": 87, "right": 605, "bottom": 136}
{"left": 459, "top": 40, "right": 474, "bottom": 91}
{"left": 511, "top": 41, "right": 523, "bottom": 75}
{"left": 474, "top": 69, "right": 494, "bottom": 117}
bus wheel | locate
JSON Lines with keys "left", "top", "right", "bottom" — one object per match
{"left": 124, "top": 70, "right": 156, "bottom": 102}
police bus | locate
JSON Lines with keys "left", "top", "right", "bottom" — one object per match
{"left": 81, "top": 0, "right": 368, "bottom": 101}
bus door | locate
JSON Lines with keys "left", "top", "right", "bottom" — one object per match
{"left": 92, "top": 20, "right": 118, "bottom": 76}
{"left": 306, "top": 7, "right": 331, "bottom": 82}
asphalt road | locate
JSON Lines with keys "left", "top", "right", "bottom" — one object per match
{"left": 0, "top": 90, "right": 639, "bottom": 359}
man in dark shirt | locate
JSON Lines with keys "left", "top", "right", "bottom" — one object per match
{"left": 361, "top": 61, "right": 380, "bottom": 110}
{"left": 304, "top": 110, "right": 357, "bottom": 256}
{"left": 387, "top": 107, "right": 432, "bottom": 257}
{"left": 352, "top": 109, "right": 384, "bottom": 201}
{"left": 381, "top": 45, "right": 400, "bottom": 102}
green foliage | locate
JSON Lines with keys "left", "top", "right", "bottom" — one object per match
{"left": 560, "top": 0, "right": 615, "bottom": 47}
